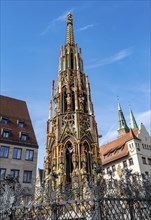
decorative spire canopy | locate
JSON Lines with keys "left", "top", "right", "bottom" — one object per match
{"left": 66, "top": 12, "right": 74, "bottom": 45}
{"left": 130, "top": 108, "right": 138, "bottom": 130}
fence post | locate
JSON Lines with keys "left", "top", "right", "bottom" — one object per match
{"left": 128, "top": 199, "right": 135, "bottom": 220}
{"left": 52, "top": 201, "right": 57, "bottom": 220}
{"left": 95, "top": 198, "right": 102, "bottom": 220}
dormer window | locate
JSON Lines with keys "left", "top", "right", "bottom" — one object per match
{"left": 104, "top": 154, "right": 108, "bottom": 159}
{"left": 1, "top": 129, "right": 10, "bottom": 138}
{"left": 17, "top": 120, "right": 24, "bottom": 128}
{"left": 20, "top": 132, "right": 28, "bottom": 141}
{"left": 1, "top": 117, "right": 9, "bottom": 124}
{"left": 110, "top": 151, "right": 114, "bottom": 156}
{"left": 117, "top": 147, "right": 122, "bottom": 153}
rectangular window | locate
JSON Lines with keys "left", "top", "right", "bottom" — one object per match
{"left": 136, "top": 143, "right": 140, "bottom": 151}
{"left": 148, "top": 158, "right": 151, "bottom": 165}
{"left": 10, "top": 169, "right": 20, "bottom": 178}
{"left": 123, "top": 160, "right": 127, "bottom": 168}
{"left": 112, "top": 165, "right": 116, "bottom": 172}
{"left": 117, "top": 147, "right": 123, "bottom": 153}
{"left": 18, "top": 120, "right": 24, "bottom": 128}
{"left": 23, "top": 171, "right": 32, "bottom": 183}
{"left": 129, "top": 158, "right": 134, "bottom": 166}
{"left": 13, "top": 148, "right": 22, "bottom": 159}
{"left": 20, "top": 133, "right": 28, "bottom": 141}
{"left": 1, "top": 117, "right": 9, "bottom": 124}
{"left": 0, "top": 146, "right": 9, "bottom": 158}
{"left": 25, "top": 149, "right": 34, "bottom": 161}
{"left": 104, "top": 154, "right": 108, "bottom": 159}
{"left": 142, "top": 157, "right": 146, "bottom": 164}
{"left": 110, "top": 151, "right": 114, "bottom": 156}
{"left": 0, "top": 168, "right": 6, "bottom": 180}
{"left": 2, "top": 129, "right": 10, "bottom": 138}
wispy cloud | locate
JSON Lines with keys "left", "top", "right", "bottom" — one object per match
{"left": 86, "top": 48, "right": 132, "bottom": 69}
{"left": 34, "top": 118, "right": 47, "bottom": 169}
{"left": 136, "top": 110, "right": 151, "bottom": 133}
{"left": 34, "top": 118, "right": 46, "bottom": 142}
{"left": 40, "top": 9, "right": 74, "bottom": 36}
{"left": 76, "top": 24, "right": 95, "bottom": 32}
{"left": 99, "top": 123, "right": 117, "bottom": 146}
{"left": 1, "top": 88, "right": 16, "bottom": 94}
{"left": 99, "top": 109, "right": 151, "bottom": 146}
{"left": 135, "top": 85, "right": 151, "bottom": 95}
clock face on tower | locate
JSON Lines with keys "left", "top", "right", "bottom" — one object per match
{"left": 129, "top": 143, "right": 135, "bottom": 152}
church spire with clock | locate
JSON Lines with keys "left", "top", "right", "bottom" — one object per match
{"left": 44, "top": 13, "right": 101, "bottom": 194}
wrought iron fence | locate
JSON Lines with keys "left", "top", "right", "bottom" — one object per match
{"left": 0, "top": 168, "right": 151, "bottom": 219}
{"left": 1, "top": 197, "right": 151, "bottom": 220}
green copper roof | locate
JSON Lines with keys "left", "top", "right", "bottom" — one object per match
{"left": 118, "top": 101, "right": 122, "bottom": 111}
{"left": 130, "top": 108, "right": 138, "bottom": 130}
{"left": 118, "top": 100, "right": 129, "bottom": 130}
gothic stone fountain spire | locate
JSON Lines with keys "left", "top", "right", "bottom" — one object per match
{"left": 45, "top": 13, "right": 101, "bottom": 196}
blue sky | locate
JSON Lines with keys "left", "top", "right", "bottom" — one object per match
{"left": 1, "top": 1, "right": 150, "bottom": 169}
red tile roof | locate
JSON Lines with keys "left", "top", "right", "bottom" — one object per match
{"left": 0, "top": 95, "right": 38, "bottom": 148}
{"left": 100, "top": 129, "right": 140, "bottom": 165}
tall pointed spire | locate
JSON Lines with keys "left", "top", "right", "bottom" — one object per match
{"left": 66, "top": 12, "right": 74, "bottom": 45}
{"left": 117, "top": 99, "right": 129, "bottom": 136}
{"left": 118, "top": 100, "right": 122, "bottom": 111}
{"left": 130, "top": 107, "right": 138, "bottom": 130}
{"left": 44, "top": 13, "right": 101, "bottom": 197}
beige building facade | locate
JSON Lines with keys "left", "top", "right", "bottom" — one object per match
{"left": 0, "top": 95, "right": 38, "bottom": 194}
{"left": 100, "top": 103, "right": 151, "bottom": 180}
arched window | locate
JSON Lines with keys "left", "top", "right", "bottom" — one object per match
{"left": 65, "top": 141, "right": 73, "bottom": 184}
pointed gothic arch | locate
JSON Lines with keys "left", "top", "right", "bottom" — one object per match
{"left": 62, "top": 135, "right": 76, "bottom": 145}
{"left": 81, "top": 135, "right": 93, "bottom": 143}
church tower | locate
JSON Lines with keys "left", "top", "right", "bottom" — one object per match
{"left": 130, "top": 108, "right": 138, "bottom": 130}
{"left": 44, "top": 13, "right": 101, "bottom": 194}
{"left": 117, "top": 100, "right": 129, "bottom": 136}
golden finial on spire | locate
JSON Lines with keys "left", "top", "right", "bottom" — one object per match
{"left": 66, "top": 12, "right": 74, "bottom": 45}
{"left": 67, "top": 12, "right": 73, "bottom": 24}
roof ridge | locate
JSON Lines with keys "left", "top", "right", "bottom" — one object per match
{"left": 100, "top": 129, "right": 140, "bottom": 148}
{"left": 0, "top": 95, "right": 26, "bottom": 103}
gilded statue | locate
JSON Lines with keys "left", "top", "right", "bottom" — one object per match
{"left": 58, "top": 163, "right": 65, "bottom": 185}
{"left": 72, "top": 162, "right": 80, "bottom": 186}
{"left": 80, "top": 162, "right": 87, "bottom": 182}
